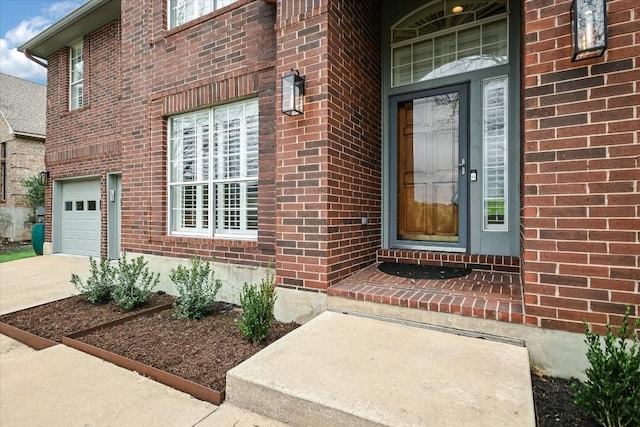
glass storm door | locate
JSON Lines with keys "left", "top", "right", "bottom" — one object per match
{"left": 393, "top": 84, "right": 468, "bottom": 250}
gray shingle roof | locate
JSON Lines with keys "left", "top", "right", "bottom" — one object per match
{"left": 0, "top": 73, "right": 46, "bottom": 139}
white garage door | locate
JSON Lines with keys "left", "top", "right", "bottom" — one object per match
{"left": 60, "top": 179, "right": 101, "bottom": 256}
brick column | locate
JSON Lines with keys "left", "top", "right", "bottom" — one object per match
{"left": 274, "top": 0, "right": 382, "bottom": 292}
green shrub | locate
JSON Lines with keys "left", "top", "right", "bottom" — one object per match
{"left": 71, "top": 257, "right": 116, "bottom": 304}
{"left": 111, "top": 252, "right": 159, "bottom": 310}
{"left": 170, "top": 255, "right": 222, "bottom": 319}
{"left": 573, "top": 306, "right": 640, "bottom": 427}
{"left": 21, "top": 175, "right": 45, "bottom": 212}
{"left": 238, "top": 269, "right": 277, "bottom": 343}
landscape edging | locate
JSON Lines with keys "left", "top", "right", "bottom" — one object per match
{"left": 62, "top": 333, "right": 224, "bottom": 405}
{"left": 0, "top": 322, "right": 57, "bottom": 350}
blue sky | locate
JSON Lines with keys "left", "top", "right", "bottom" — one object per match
{"left": 0, "top": 0, "right": 86, "bottom": 85}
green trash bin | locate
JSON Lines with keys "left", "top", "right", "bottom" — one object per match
{"left": 32, "top": 223, "right": 44, "bottom": 255}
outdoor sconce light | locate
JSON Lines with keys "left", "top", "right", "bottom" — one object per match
{"left": 571, "top": 0, "right": 607, "bottom": 61}
{"left": 281, "top": 69, "right": 305, "bottom": 116}
{"left": 39, "top": 171, "right": 50, "bottom": 186}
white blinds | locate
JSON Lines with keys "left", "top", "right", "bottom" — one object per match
{"left": 482, "top": 76, "right": 508, "bottom": 231}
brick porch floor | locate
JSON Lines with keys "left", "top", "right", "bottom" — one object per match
{"left": 328, "top": 262, "right": 524, "bottom": 324}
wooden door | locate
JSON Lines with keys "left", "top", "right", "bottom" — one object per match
{"left": 397, "top": 91, "right": 461, "bottom": 243}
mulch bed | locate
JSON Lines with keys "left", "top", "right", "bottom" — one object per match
{"left": 531, "top": 373, "right": 599, "bottom": 427}
{"left": 0, "top": 292, "right": 174, "bottom": 342}
{"left": 0, "top": 238, "right": 32, "bottom": 253}
{"left": 1, "top": 294, "right": 298, "bottom": 394}
{"left": 75, "top": 304, "right": 298, "bottom": 391}
{"left": 378, "top": 262, "right": 471, "bottom": 280}
{"left": 1, "top": 294, "right": 597, "bottom": 424}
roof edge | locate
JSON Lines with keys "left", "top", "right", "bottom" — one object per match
{"left": 14, "top": 131, "right": 46, "bottom": 140}
{"left": 19, "top": 0, "right": 119, "bottom": 58}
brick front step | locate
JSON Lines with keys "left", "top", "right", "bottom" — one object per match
{"left": 328, "top": 262, "right": 524, "bottom": 324}
{"left": 378, "top": 250, "right": 521, "bottom": 273}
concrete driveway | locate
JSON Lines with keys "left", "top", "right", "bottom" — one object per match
{"left": 0, "top": 255, "right": 87, "bottom": 315}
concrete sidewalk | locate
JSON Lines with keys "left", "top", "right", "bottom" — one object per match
{"left": 1, "top": 255, "right": 535, "bottom": 426}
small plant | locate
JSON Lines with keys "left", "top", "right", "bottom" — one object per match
{"left": 111, "top": 252, "right": 159, "bottom": 310}
{"left": 71, "top": 257, "right": 116, "bottom": 304}
{"left": 237, "top": 269, "right": 277, "bottom": 343}
{"left": 170, "top": 254, "right": 222, "bottom": 319}
{"left": 21, "top": 175, "right": 45, "bottom": 212}
{"left": 573, "top": 306, "right": 640, "bottom": 427}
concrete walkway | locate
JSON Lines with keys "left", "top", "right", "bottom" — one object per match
{"left": 228, "top": 311, "right": 535, "bottom": 426}
{"left": 1, "top": 256, "right": 535, "bottom": 426}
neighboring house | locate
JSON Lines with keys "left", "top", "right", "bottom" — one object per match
{"left": 0, "top": 73, "right": 46, "bottom": 241}
{"left": 20, "top": 0, "right": 638, "bottom": 377}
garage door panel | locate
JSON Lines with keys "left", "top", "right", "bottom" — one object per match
{"left": 60, "top": 180, "right": 101, "bottom": 257}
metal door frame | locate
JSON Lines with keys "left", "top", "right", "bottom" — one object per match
{"left": 389, "top": 82, "right": 469, "bottom": 252}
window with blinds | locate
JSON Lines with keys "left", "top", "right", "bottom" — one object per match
{"left": 391, "top": 1, "right": 508, "bottom": 87}
{"left": 69, "top": 42, "right": 84, "bottom": 110}
{"left": 168, "top": 98, "right": 258, "bottom": 238}
{"left": 168, "top": 0, "right": 236, "bottom": 29}
{"left": 482, "top": 76, "right": 508, "bottom": 231}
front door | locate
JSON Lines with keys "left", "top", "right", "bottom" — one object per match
{"left": 392, "top": 84, "right": 468, "bottom": 251}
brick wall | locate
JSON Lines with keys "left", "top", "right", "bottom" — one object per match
{"left": 275, "top": 0, "right": 382, "bottom": 291}
{"left": 522, "top": 0, "right": 639, "bottom": 334}
{"left": 0, "top": 132, "right": 45, "bottom": 241}
{"left": 325, "top": 1, "right": 382, "bottom": 283}
{"left": 0, "top": 135, "right": 45, "bottom": 209}
{"left": 118, "top": 0, "right": 277, "bottom": 266}
{"left": 44, "top": 19, "right": 122, "bottom": 252}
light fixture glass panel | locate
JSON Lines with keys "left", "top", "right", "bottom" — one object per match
{"left": 572, "top": 0, "right": 607, "bottom": 61}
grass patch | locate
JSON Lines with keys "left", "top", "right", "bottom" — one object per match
{"left": 0, "top": 248, "right": 37, "bottom": 263}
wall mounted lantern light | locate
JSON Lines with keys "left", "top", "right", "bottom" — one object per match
{"left": 281, "top": 69, "right": 305, "bottom": 116}
{"left": 571, "top": 0, "right": 607, "bottom": 61}
{"left": 39, "top": 170, "right": 50, "bottom": 186}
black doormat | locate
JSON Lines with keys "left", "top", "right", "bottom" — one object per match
{"left": 378, "top": 262, "right": 471, "bottom": 280}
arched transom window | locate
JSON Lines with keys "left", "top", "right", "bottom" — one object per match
{"left": 392, "top": 0, "right": 509, "bottom": 86}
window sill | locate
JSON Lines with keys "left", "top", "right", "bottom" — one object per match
{"left": 63, "top": 105, "right": 90, "bottom": 117}
{"left": 161, "top": 234, "right": 258, "bottom": 248}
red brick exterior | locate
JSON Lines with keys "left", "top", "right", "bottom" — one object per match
{"left": 274, "top": 0, "right": 382, "bottom": 291}
{"left": 117, "top": 0, "right": 277, "bottom": 266}
{"left": 44, "top": 20, "right": 122, "bottom": 251}
{"left": 522, "top": 0, "right": 640, "bottom": 334}
{"left": 40, "top": 0, "right": 638, "bottom": 336}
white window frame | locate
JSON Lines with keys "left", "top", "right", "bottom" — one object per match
{"left": 391, "top": 6, "right": 509, "bottom": 87}
{"left": 167, "top": 99, "right": 259, "bottom": 239}
{"left": 69, "top": 41, "right": 84, "bottom": 110}
{"left": 482, "top": 75, "right": 508, "bottom": 231}
{"left": 168, "top": 0, "right": 235, "bottom": 29}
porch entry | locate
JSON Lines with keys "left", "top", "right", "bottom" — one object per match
{"left": 393, "top": 83, "right": 468, "bottom": 251}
